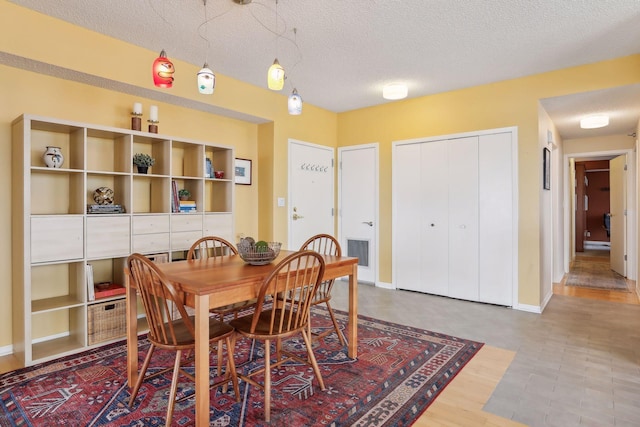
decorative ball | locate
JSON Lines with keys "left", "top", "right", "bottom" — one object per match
{"left": 93, "top": 187, "right": 114, "bottom": 205}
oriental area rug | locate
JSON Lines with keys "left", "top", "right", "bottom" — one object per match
{"left": 566, "top": 257, "right": 629, "bottom": 291}
{"left": 0, "top": 308, "right": 483, "bottom": 427}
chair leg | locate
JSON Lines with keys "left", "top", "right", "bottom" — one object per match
{"left": 129, "top": 344, "right": 156, "bottom": 406}
{"left": 166, "top": 349, "right": 183, "bottom": 427}
{"left": 264, "top": 339, "right": 271, "bottom": 423}
{"left": 325, "top": 301, "right": 347, "bottom": 346}
{"left": 217, "top": 342, "right": 224, "bottom": 377}
{"left": 301, "top": 329, "right": 325, "bottom": 390}
{"left": 224, "top": 336, "right": 240, "bottom": 402}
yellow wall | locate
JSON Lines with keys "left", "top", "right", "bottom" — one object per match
{"left": 2, "top": 2, "right": 640, "bottom": 350}
{"left": 564, "top": 135, "right": 635, "bottom": 154}
{"left": 337, "top": 56, "right": 640, "bottom": 307}
{"left": 0, "top": 2, "right": 337, "bottom": 349}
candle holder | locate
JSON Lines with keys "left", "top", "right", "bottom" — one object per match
{"left": 148, "top": 120, "right": 159, "bottom": 134}
{"left": 131, "top": 112, "right": 142, "bottom": 131}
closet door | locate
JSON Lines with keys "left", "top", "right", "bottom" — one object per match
{"left": 447, "top": 137, "right": 479, "bottom": 301}
{"left": 420, "top": 140, "right": 449, "bottom": 296}
{"left": 394, "top": 143, "right": 423, "bottom": 292}
{"left": 479, "top": 132, "right": 513, "bottom": 305}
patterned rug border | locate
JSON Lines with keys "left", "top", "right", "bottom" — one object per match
{"left": 0, "top": 308, "right": 484, "bottom": 426}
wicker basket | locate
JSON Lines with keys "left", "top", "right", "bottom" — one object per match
{"left": 237, "top": 242, "right": 282, "bottom": 265}
{"left": 87, "top": 298, "right": 126, "bottom": 345}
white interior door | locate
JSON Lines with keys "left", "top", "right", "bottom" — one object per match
{"left": 478, "top": 132, "right": 514, "bottom": 305}
{"left": 288, "top": 140, "right": 335, "bottom": 250}
{"left": 610, "top": 154, "right": 626, "bottom": 276}
{"left": 447, "top": 137, "right": 479, "bottom": 301}
{"left": 420, "top": 140, "right": 450, "bottom": 295}
{"left": 394, "top": 143, "right": 423, "bottom": 292}
{"left": 339, "top": 144, "right": 378, "bottom": 284}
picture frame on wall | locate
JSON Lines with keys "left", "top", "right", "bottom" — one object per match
{"left": 543, "top": 147, "right": 551, "bottom": 190}
{"left": 234, "top": 158, "right": 252, "bottom": 185}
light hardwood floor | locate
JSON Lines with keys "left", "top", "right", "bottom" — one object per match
{"left": 0, "top": 250, "right": 637, "bottom": 426}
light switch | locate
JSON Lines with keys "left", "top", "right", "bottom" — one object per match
{"left": 277, "top": 197, "right": 285, "bottom": 207}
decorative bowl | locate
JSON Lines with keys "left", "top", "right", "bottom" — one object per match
{"left": 93, "top": 186, "right": 114, "bottom": 205}
{"left": 237, "top": 241, "right": 281, "bottom": 265}
{"left": 214, "top": 171, "right": 225, "bottom": 179}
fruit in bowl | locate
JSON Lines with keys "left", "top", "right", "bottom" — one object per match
{"left": 237, "top": 237, "right": 281, "bottom": 265}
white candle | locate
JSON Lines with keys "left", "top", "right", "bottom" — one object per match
{"left": 149, "top": 105, "right": 158, "bottom": 122}
{"left": 133, "top": 102, "right": 142, "bottom": 115}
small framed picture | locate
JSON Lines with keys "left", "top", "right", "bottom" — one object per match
{"left": 543, "top": 147, "right": 551, "bottom": 190}
{"left": 234, "top": 158, "right": 252, "bottom": 185}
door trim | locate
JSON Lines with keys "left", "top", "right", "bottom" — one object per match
{"left": 562, "top": 149, "right": 636, "bottom": 281}
{"left": 338, "top": 143, "right": 381, "bottom": 286}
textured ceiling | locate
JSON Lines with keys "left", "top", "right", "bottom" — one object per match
{"left": 8, "top": 0, "right": 640, "bottom": 139}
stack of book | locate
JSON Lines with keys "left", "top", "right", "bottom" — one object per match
{"left": 94, "top": 282, "right": 126, "bottom": 299}
{"left": 87, "top": 204, "right": 125, "bottom": 214}
{"left": 179, "top": 200, "right": 197, "bottom": 213}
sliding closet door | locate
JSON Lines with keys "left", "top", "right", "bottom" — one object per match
{"left": 479, "top": 132, "right": 513, "bottom": 305}
{"left": 420, "top": 140, "right": 449, "bottom": 296}
{"left": 447, "top": 137, "right": 479, "bottom": 301}
{"left": 394, "top": 143, "right": 423, "bottom": 292}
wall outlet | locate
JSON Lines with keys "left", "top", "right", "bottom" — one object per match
{"left": 277, "top": 197, "right": 285, "bottom": 207}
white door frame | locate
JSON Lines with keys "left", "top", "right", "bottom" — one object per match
{"left": 562, "top": 149, "right": 636, "bottom": 280}
{"left": 337, "top": 143, "right": 381, "bottom": 286}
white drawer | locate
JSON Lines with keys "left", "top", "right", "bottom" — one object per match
{"left": 132, "top": 215, "right": 170, "bottom": 235}
{"left": 133, "top": 233, "right": 170, "bottom": 253}
{"left": 86, "top": 216, "right": 131, "bottom": 258}
{"left": 171, "top": 231, "right": 203, "bottom": 251}
{"left": 31, "top": 216, "right": 84, "bottom": 263}
{"left": 171, "top": 214, "right": 203, "bottom": 232}
{"left": 204, "top": 214, "right": 233, "bottom": 240}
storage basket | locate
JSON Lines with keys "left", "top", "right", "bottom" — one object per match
{"left": 87, "top": 298, "right": 126, "bottom": 345}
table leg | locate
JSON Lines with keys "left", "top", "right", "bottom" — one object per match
{"left": 194, "top": 294, "right": 211, "bottom": 426}
{"left": 347, "top": 264, "right": 358, "bottom": 358}
{"left": 125, "top": 272, "right": 138, "bottom": 386}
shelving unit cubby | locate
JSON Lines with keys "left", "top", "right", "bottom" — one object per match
{"left": 12, "top": 114, "right": 235, "bottom": 366}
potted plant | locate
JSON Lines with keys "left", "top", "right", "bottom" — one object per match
{"left": 133, "top": 153, "right": 155, "bottom": 174}
{"left": 178, "top": 188, "right": 191, "bottom": 201}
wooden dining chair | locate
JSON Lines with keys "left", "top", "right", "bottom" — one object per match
{"left": 299, "top": 234, "right": 347, "bottom": 346}
{"left": 186, "top": 236, "right": 257, "bottom": 321}
{"left": 126, "top": 253, "right": 240, "bottom": 426}
{"left": 229, "top": 250, "right": 326, "bottom": 423}
{"left": 187, "top": 236, "right": 258, "bottom": 376}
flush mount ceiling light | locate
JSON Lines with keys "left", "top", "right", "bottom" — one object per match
{"left": 580, "top": 114, "right": 609, "bottom": 129}
{"left": 383, "top": 83, "right": 408, "bottom": 100}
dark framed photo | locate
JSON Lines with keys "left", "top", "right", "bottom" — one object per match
{"left": 543, "top": 147, "right": 551, "bottom": 190}
{"left": 234, "top": 158, "right": 252, "bottom": 185}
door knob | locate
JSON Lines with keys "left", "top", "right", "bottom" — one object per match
{"left": 362, "top": 221, "right": 373, "bottom": 226}
{"left": 293, "top": 213, "right": 304, "bottom": 220}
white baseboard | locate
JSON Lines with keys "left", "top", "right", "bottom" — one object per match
{"left": 0, "top": 344, "right": 13, "bottom": 357}
{"left": 375, "top": 281, "right": 394, "bottom": 289}
{"left": 513, "top": 303, "right": 542, "bottom": 313}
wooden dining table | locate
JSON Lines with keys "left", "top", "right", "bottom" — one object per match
{"left": 125, "top": 250, "right": 359, "bottom": 426}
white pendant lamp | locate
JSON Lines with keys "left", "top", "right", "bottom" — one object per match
{"left": 197, "top": 63, "right": 215, "bottom": 94}
{"left": 288, "top": 88, "right": 302, "bottom": 115}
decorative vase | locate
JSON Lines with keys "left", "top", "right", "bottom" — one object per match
{"left": 42, "top": 146, "right": 64, "bottom": 168}
{"left": 137, "top": 166, "right": 148, "bottom": 174}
